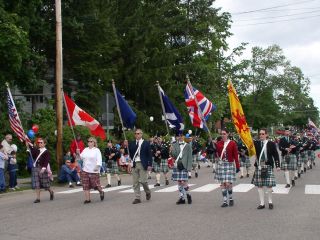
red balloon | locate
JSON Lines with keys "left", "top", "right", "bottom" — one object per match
{"left": 32, "top": 124, "right": 39, "bottom": 134}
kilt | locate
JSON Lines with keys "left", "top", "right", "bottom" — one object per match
{"left": 253, "top": 165, "right": 276, "bottom": 187}
{"left": 240, "top": 156, "right": 251, "bottom": 168}
{"left": 281, "top": 154, "right": 297, "bottom": 171}
{"left": 296, "top": 154, "right": 302, "bottom": 167}
{"left": 106, "top": 160, "right": 119, "bottom": 174}
{"left": 300, "top": 152, "right": 308, "bottom": 164}
{"left": 32, "top": 167, "right": 50, "bottom": 190}
{"left": 310, "top": 151, "right": 316, "bottom": 162}
{"left": 81, "top": 171, "right": 101, "bottom": 191}
{"left": 153, "top": 159, "right": 169, "bottom": 173}
{"left": 171, "top": 168, "right": 189, "bottom": 181}
{"left": 214, "top": 161, "right": 236, "bottom": 184}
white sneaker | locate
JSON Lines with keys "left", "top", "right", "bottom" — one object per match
{"left": 9, "top": 188, "right": 15, "bottom": 191}
{"left": 14, "top": 186, "right": 20, "bottom": 190}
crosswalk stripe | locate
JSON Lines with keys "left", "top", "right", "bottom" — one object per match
{"left": 272, "top": 184, "right": 291, "bottom": 194}
{"left": 91, "top": 185, "right": 131, "bottom": 194}
{"left": 305, "top": 185, "right": 320, "bottom": 194}
{"left": 233, "top": 184, "right": 255, "bottom": 192}
{"left": 120, "top": 184, "right": 155, "bottom": 193}
{"left": 155, "top": 184, "right": 195, "bottom": 193}
{"left": 57, "top": 188, "right": 83, "bottom": 194}
{"left": 191, "top": 184, "right": 220, "bottom": 192}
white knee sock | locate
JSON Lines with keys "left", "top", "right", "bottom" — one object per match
{"left": 107, "top": 173, "right": 111, "bottom": 184}
{"left": 258, "top": 188, "right": 265, "bottom": 205}
{"left": 156, "top": 173, "right": 161, "bottom": 183}
{"left": 267, "top": 188, "right": 273, "bottom": 204}
{"left": 240, "top": 167, "right": 244, "bottom": 176}
{"left": 284, "top": 171, "right": 290, "bottom": 184}
{"left": 294, "top": 170, "right": 298, "bottom": 177}
{"left": 115, "top": 174, "right": 120, "bottom": 181}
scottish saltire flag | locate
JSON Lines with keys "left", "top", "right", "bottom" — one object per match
{"left": 115, "top": 88, "right": 137, "bottom": 129}
{"left": 159, "top": 87, "right": 184, "bottom": 131}
{"left": 184, "top": 83, "right": 216, "bottom": 129}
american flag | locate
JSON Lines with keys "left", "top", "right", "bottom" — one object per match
{"left": 7, "top": 87, "right": 31, "bottom": 144}
{"left": 184, "top": 82, "right": 216, "bottom": 129}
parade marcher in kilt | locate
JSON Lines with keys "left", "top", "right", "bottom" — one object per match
{"left": 291, "top": 133, "right": 301, "bottom": 180}
{"left": 299, "top": 135, "right": 309, "bottom": 175}
{"left": 153, "top": 137, "right": 170, "bottom": 187}
{"left": 205, "top": 137, "right": 216, "bottom": 169}
{"left": 253, "top": 129, "right": 280, "bottom": 210}
{"left": 215, "top": 129, "right": 240, "bottom": 208}
{"left": 104, "top": 140, "right": 121, "bottom": 188}
{"left": 171, "top": 133, "right": 193, "bottom": 205}
{"left": 238, "top": 139, "right": 251, "bottom": 178}
{"left": 129, "top": 129, "right": 153, "bottom": 204}
{"left": 191, "top": 136, "right": 201, "bottom": 178}
{"left": 306, "top": 133, "right": 317, "bottom": 169}
{"left": 27, "top": 138, "right": 54, "bottom": 203}
{"left": 279, "top": 128, "right": 298, "bottom": 188}
{"left": 79, "top": 137, "right": 104, "bottom": 204}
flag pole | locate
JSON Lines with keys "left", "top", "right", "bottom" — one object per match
{"left": 156, "top": 81, "right": 170, "bottom": 136}
{"left": 186, "top": 77, "right": 212, "bottom": 139}
{"left": 112, "top": 79, "right": 127, "bottom": 140}
{"left": 62, "top": 92, "right": 79, "bottom": 150}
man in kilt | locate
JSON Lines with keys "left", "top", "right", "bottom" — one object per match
{"left": 153, "top": 137, "right": 170, "bottom": 187}
{"left": 279, "top": 128, "right": 298, "bottom": 188}
{"left": 104, "top": 140, "right": 121, "bottom": 188}
{"left": 238, "top": 139, "right": 251, "bottom": 178}
{"left": 306, "top": 133, "right": 317, "bottom": 169}
{"left": 215, "top": 129, "right": 240, "bottom": 208}
{"left": 253, "top": 129, "right": 280, "bottom": 210}
{"left": 191, "top": 136, "right": 201, "bottom": 178}
{"left": 171, "top": 133, "right": 193, "bottom": 205}
{"left": 299, "top": 134, "right": 309, "bottom": 175}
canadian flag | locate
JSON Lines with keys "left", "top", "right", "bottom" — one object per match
{"left": 64, "top": 93, "right": 106, "bottom": 140}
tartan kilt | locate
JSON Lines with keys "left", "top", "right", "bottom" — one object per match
{"left": 253, "top": 165, "right": 276, "bottom": 187}
{"left": 32, "top": 167, "right": 50, "bottom": 190}
{"left": 81, "top": 171, "right": 101, "bottom": 191}
{"left": 240, "top": 156, "right": 251, "bottom": 168}
{"left": 311, "top": 151, "right": 316, "bottom": 162}
{"left": 171, "top": 168, "right": 189, "bottom": 181}
{"left": 214, "top": 161, "right": 236, "bottom": 183}
{"left": 296, "top": 154, "right": 302, "bottom": 167}
{"left": 281, "top": 154, "right": 297, "bottom": 171}
{"left": 153, "top": 159, "right": 169, "bottom": 173}
{"left": 300, "top": 152, "right": 308, "bottom": 164}
{"left": 106, "top": 161, "right": 119, "bottom": 174}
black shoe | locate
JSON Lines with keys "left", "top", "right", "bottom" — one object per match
{"left": 294, "top": 176, "right": 298, "bottom": 180}
{"left": 187, "top": 194, "right": 192, "bottom": 204}
{"left": 229, "top": 199, "right": 234, "bottom": 206}
{"left": 195, "top": 172, "right": 198, "bottom": 178}
{"left": 212, "top": 169, "right": 216, "bottom": 173}
{"left": 313, "top": 162, "right": 315, "bottom": 166}
{"left": 310, "top": 165, "right": 313, "bottom": 169}
{"left": 132, "top": 199, "right": 141, "bottom": 204}
{"left": 33, "top": 199, "right": 40, "bottom": 203}
{"left": 188, "top": 176, "right": 191, "bottom": 179}
{"left": 298, "top": 173, "right": 301, "bottom": 178}
{"left": 50, "top": 191, "right": 54, "bottom": 200}
{"left": 148, "top": 176, "right": 152, "bottom": 179}
{"left": 176, "top": 198, "right": 186, "bottom": 205}
{"left": 118, "top": 180, "right": 121, "bottom": 186}
{"left": 240, "top": 176, "right": 244, "bottom": 179}
{"left": 69, "top": 184, "right": 74, "bottom": 188}
{"left": 304, "top": 167, "right": 307, "bottom": 173}
{"left": 165, "top": 179, "right": 169, "bottom": 185}
{"left": 100, "top": 191, "right": 104, "bottom": 201}
{"left": 257, "top": 205, "right": 265, "bottom": 210}
{"left": 285, "top": 184, "right": 291, "bottom": 188}
{"left": 207, "top": 165, "right": 211, "bottom": 168}
{"left": 154, "top": 183, "right": 160, "bottom": 187}
{"left": 269, "top": 203, "right": 274, "bottom": 209}
{"left": 84, "top": 200, "right": 91, "bottom": 204}
{"left": 105, "top": 184, "right": 111, "bottom": 188}
{"left": 246, "top": 173, "right": 250, "bottom": 178}
{"left": 198, "top": 165, "right": 200, "bottom": 169}
{"left": 292, "top": 180, "right": 295, "bottom": 187}
{"left": 221, "top": 202, "right": 228, "bottom": 208}
{"left": 146, "top": 193, "right": 151, "bottom": 200}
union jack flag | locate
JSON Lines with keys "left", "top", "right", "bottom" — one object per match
{"left": 184, "top": 82, "right": 216, "bottom": 129}
{"left": 7, "top": 87, "right": 31, "bottom": 144}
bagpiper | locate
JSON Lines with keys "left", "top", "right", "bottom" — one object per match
{"left": 237, "top": 139, "right": 251, "bottom": 178}
{"left": 104, "top": 140, "right": 121, "bottom": 188}
{"left": 153, "top": 137, "right": 170, "bottom": 186}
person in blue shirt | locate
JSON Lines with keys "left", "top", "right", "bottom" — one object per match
{"left": 58, "top": 159, "right": 81, "bottom": 187}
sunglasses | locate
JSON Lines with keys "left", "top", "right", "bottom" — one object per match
{"left": 88, "top": 140, "right": 94, "bottom": 143}
{"left": 259, "top": 133, "right": 266, "bottom": 135}
{"left": 135, "top": 133, "right": 142, "bottom": 135}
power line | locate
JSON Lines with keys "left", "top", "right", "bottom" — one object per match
{"left": 234, "top": 9, "right": 320, "bottom": 21}
{"left": 234, "top": 14, "right": 320, "bottom": 26}
{"left": 232, "top": 0, "right": 317, "bottom": 15}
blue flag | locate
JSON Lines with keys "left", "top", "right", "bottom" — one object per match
{"left": 115, "top": 88, "right": 136, "bottom": 129}
{"left": 159, "top": 87, "right": 184, "bottom": 132}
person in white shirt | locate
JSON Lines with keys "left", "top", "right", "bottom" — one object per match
{"left": 79, "top": 137, "right": 104, "bottom": 204}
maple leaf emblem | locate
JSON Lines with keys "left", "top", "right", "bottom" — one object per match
{"left": 78, "top": 110, "right": 95, "bottom": 122}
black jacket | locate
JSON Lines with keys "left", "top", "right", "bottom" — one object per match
{"left": 254, "top": 140, "right": 280, "bottom": 169}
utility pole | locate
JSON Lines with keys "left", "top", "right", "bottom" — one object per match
{"left": 55, "top": 0, "right": 63, "bottom": 171}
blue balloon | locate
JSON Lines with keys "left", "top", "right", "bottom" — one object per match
{"left": 185, "top": 133, "right": 190, "bottom": 138}
{"left": 115, "top": 144, "right": 121, "bottom": 150}
{"left": 27, "top": 129, "right": 35, "bottom": 139}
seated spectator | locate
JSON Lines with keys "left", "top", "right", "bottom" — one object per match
{"left": 65, "top": 151, "right": 81, "bottom": 179}
{"left": 58, "top": 159, "right": 81, "bottom": 187}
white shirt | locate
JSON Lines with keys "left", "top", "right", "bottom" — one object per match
{"left": 134, "top": 139, "right": 143, "bottom": 162}
{"left": 1, "top": 140, "right": 13, "bottom": 155}
{"left": 80, "top": 147, "right": 102, "bottom": 173}
{"left": 261, "top": 140, "right": 268, "bottom": 160}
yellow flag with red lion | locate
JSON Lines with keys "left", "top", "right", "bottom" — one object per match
{"left": 228, "top": 80, "right": 256, "bottom": 157}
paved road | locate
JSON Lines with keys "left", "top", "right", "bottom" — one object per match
{"left": 1, "top": 163, "right": 320, "bottom": 240}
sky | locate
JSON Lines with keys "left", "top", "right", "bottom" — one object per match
{"left": 214, "top": 0, "right": 320, "bottom": 112}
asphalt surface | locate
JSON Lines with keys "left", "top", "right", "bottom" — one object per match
{"left": 1, "top": 163, "right": 320, "bottom": 240}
